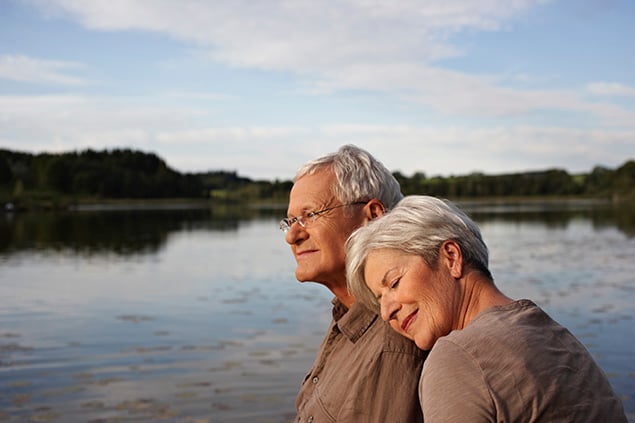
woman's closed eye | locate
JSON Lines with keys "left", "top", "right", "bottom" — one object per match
{"left": 390, "top": 278, "right": 401, "bottom": 289}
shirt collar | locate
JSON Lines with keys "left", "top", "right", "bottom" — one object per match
{"left": 331, "top": 297, "right": 378, "bottom": 343}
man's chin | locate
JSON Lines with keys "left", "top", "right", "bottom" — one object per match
{"left": 295, "top": 271, "right": 310, "bottom": 282}
{"left": 295, "top": 270, "right": 321, "bottom": 284}
{"left": 295, "top": 274, "right": 314, "bottom": 283}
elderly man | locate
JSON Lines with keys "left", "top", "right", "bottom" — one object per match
{"left": 281, "top": 144, "right": 426, "bottom": 422}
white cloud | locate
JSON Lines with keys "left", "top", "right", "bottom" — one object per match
{"left": 156, "top": 126, "right": 308, "bottom": 144}
{"left": 1, "top": 93, "right": 631, "bottom": 178}
{"left": 163, "top": 91, "right": 239, "bottom": 102}
{"left": 31, "top": 0, "right": 547, "bottom": 68}
{"left": 314, "top": 63, "right": 635, "bottom": 124}
{"left": 4, "top": 0, "right": 632, "bottom": 179}
{"left": 316, "top": 124, "right": 634, "bottom": 177}
{"left": 23, "top": 0, "right": 635, "bottom": 124}
{"left": 0, "top": 55, "right": 88, "bottom": 85}
{"left": 586, "top": 82, "right": 635, "bottom": 98}
{"left": 27, "top": 0, "right": 546, "bottom": 73}
{"left": 0, "top": 94, "right": 206, "bottom": 152}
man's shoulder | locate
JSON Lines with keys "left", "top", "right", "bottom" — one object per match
{"left": 373, "top": 317, "right": 426, "bottom": 357}
{"left": 345, "top": 302, "right": 425, "bottom": 357}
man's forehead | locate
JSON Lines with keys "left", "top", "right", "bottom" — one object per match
{"left": 289, "top": 171, "right": 335, "bottom": 204}
{"left": 287, "top": 192, "right": 333, "bottom": 215}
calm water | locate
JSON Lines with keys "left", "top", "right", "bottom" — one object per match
{"left": 0, "top": 200, "right": 633, "bottom": 422}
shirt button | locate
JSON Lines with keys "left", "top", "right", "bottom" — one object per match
{"left": 308, "top": 416, "right": 314, "bottom": 423}
{"left": 312, "top": 376, "right": 319, "bottom": 384}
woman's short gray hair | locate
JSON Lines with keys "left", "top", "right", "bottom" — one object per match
{"left": 346, "top": 195, "right": 491, "bottom": 310}
{"left": 295, "top": 144, "right": 403, "bottom": 209}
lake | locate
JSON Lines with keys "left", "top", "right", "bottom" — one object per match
{"left": 0, "top": 199, "right": 633, "bottom": 422}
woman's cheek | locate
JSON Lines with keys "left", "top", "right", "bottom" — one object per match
{"left": 389, "top": 320, "right": 410, "bottom": 339}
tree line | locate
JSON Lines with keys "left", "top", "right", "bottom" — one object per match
{"left": 394, "top": 163, "right": 634, "bottom": 199}
{"left": 0, "top": 148, "right": 633, "bottom": 209}
{"left": 0, "top": 148, "right": 292, "bottom": 207}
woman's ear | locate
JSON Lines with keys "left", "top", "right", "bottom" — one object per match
{"left": 440, "top": 240, "right": 464, "bottom": 279}
{"left": 364, "top": 199, "right": 386, "bottom": 221}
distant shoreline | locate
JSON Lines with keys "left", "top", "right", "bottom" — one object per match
{"left": 2, "top": 148, "right": 633, "bottom": 211}
{"left": 4, "top": 195, "right": 620, "bottom": 213}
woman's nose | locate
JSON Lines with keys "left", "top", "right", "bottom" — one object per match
{"left": 380, "top": 295, "right": 400, "bottom": 322}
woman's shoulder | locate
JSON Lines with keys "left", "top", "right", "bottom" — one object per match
{"left": 463, "top": 299, "right": 554, "bottom": 336}
{"left": 435, "top": 299, "right": 566, "bottom": 361}
{"left": 425, "top": 302, "right": 627, "bottom": 422}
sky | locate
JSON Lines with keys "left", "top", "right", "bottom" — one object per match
{"left": 0, "top": 0, "right": 633, "bottom": 181}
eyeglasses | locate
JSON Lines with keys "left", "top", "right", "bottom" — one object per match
{"left": 279, "top": 201, "right": 367, "bottom": 233}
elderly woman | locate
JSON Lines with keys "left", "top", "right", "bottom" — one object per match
{"left": 346, "top": 195, "right": 626, "bottom": 422}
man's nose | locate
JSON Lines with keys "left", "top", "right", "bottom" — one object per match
{"left": 285, "top": 221, "right": 306, "bottom": 245}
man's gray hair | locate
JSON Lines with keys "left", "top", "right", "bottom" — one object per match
{"left": 346, "top": 195, "right": 492, "bottom": 310}
{"left": 295, "top": 144, "right": 403, "bottom": 209}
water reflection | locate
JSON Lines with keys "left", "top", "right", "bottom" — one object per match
{"left": 0, "top": 205, "right": 285, "bottom": 255}
{"left": 1, "top": 200, "right": 633, "bottom": 258}
{"left": 460, "top": 199, "right": 634, "bottom": 237}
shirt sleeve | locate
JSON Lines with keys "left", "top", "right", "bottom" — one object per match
{"left": 338, "top": 349, "right": 425, "bottom": 423}
{"left": 420, "top": 339, "right": 495, "bottom": 423}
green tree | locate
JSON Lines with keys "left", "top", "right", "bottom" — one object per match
{"left": 0, "top": 156, "right": 12, "bottom": 185}
{"left": 613, "top": 160, "right": 635, "bottom": 197}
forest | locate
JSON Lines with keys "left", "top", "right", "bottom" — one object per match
{"left": 0, "top": 148, "right": 633, "bottom": 210}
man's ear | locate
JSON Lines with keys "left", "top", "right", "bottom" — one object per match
{"left": 440, "top": 240, "right": 464, "bottom": 279}
{"left": 364, "top": 199, "right": 386, "bottom": 222}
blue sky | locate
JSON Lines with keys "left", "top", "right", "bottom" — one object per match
{"left": 0, "top": 0, "right": 633, "bottom": 180}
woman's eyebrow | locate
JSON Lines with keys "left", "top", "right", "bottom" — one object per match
{"left": 379, "top": 267, "right": 399, "bottom": 287}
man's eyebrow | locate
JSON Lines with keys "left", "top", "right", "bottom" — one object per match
{"left": 286, "top": 206, "right": 311, "bottom": 218}
{"left": 289, "top": 202, "right": 327, "bottom": 215}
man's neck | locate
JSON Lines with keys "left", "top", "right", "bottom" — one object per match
{"left": 331, "top": 285, "right": 355, "bottom": 309}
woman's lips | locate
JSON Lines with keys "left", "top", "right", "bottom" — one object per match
{"left": 401, "top": 310, "right": 418, "bottom": 333}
